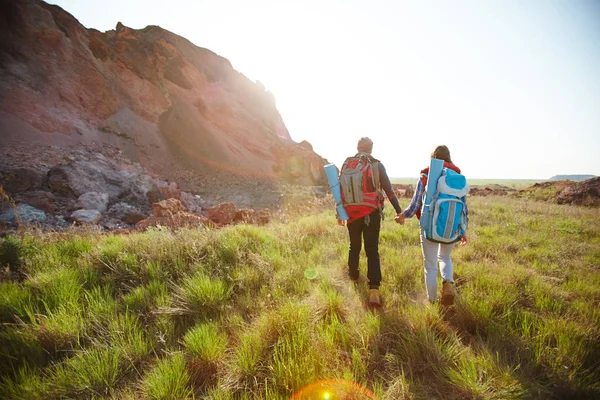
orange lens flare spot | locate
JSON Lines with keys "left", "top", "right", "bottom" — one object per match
{"left": 291, "top": 379, "right": 378, "bottom": 400}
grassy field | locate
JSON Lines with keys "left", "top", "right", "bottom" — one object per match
{"left": 391, "top": 178, "right": 545, "bottom": 189}
{"left": 0, "top": 196, "right": 599, "bottom": 399}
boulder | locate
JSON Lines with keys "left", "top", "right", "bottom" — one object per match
{"left": 207, "top": 202, "right": 238, "bottom": 225}
{"left": 15, "top": 191, "right": 57, "bottom": 213}
{"left": 47, "top": 157, "right": 132, "bottom": 200}
{"left": 152, "top": 198, "right": 185, "bottom": 217}
{"left": 75, "top": 192, "right": 109, "bottom": 212}
{"left": 70, "top": 209, "right": 101, "bottom": 224}
{"left": 147, "top": 182, "right": 182, "bottom": 203}
{"left": 1, "top": 168, "right": 46, "bottom": 193}
{"left": 0, "top": 204, "right": 47, "bottom": 225}
{"left": 106, "top": 202, "right": 146, "bottom": 224}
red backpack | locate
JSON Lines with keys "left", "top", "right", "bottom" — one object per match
{"left": 339, "top": 153, "right": 382, "bottom": 221}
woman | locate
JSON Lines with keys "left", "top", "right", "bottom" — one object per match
{"left": 395, "top": 145, "right": 468, "bottom": 305}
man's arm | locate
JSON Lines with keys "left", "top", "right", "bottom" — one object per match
{"left": 378, "top": 163, "right": 402, "bottom": 214}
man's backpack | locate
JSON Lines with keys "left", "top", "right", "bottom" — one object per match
{"left": 423, "top": 168, "right": 469, "bottom": 243}
{"left": 339, "top": 153, "right": 382, "bottom": 221}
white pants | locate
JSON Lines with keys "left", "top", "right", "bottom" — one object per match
{"left": 420, "top": 229, "right": 455, "bottom": 302}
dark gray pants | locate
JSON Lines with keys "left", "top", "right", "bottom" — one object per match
{"left": 347, "top": 209, "right": 381, "bottom": 289}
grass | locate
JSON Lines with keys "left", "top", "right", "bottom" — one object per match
{"left": 0, "top": 196, "right": 599, "bottom": 399}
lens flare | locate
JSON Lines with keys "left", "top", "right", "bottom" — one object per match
{"left": 303, "top": 268, "right": 318, "bottom": 280}
{"left": 292, "top": 379, "right": 378, "bottom": 399}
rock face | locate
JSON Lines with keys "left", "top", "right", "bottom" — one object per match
{"left": 0, "top": 0, "right": 328, "bottom": 206}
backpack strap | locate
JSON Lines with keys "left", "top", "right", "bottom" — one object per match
{"left": 372, "top": 160, "right": 381, "bottom": 192}
{"left": 369, "top": 159, "right": 384, "bottom": 220}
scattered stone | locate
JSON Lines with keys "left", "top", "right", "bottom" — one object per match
{"left": 75, "top": 192, "right": 109, "bottom": 212}
{"left": 207, "top": 202, "right": 238, "bottom": 225}
{"left": 208, "top": 202, "right": 270, "bottom": 225}
{"left": 180, "top": 192, "right": 206, "bottom": 215}
{"left": 106, "top": 202, "right": 146, "bottom": 224}
{"left": 147, "top": 182, "right": 182, "bottom": 203}
{"left": 15, "top": 191, "right": 57, "bottom": 213}
{"left": 393, "top": 184, "right": 415, "bottom": 198}
{"left": 152, "top": 198, "right": 184, "bottom": 217}
{"left": 70, "top": 209, "right": 101, "bottom": 224}
{"left": 0, "top": 204, "right": 47, "bottom": 224}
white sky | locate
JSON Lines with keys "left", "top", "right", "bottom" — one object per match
{"left": 47, "top": 0, "right": 600, "bottom": 179}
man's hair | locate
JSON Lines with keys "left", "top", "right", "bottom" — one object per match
{"left": 357, "top": 137, "right": 373, "bottom": 154}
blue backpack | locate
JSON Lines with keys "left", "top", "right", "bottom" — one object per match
{"left": 423, "top": 168, "right": 469, "bottom": 244}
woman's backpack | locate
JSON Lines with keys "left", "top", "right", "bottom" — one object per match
{"left": 423, "top": 168, "right": 469, "bottom": 243}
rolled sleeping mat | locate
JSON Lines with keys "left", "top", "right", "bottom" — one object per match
{"left": 420, "top": 157, "right": 444, "bottom": 229}
{"left": 324, "top": 164, "right": 349, "bottom": 221}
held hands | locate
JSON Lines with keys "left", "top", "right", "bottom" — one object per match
{"left": 394, "top": 213, "right": 406, "bottom": 225}
{"left": 460, "top": 235, "right": 468, "bottom": 246}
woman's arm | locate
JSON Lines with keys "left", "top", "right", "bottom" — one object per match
{"left": 402, "top": 178, "right": 424, "bottom": 218}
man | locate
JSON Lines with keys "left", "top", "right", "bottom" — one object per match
{"left": 339, "top": 137, "right": 404, "bottom": 306}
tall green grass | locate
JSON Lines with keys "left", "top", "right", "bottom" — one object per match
{"left": 0, "top": 196, "right": 598, "bottom": 399}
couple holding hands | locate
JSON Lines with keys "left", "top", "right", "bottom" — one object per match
{"left": 340, "top": 138, "right": 468, "bottom": 307}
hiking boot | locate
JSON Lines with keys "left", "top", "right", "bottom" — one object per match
{"left": 368, "top": 289, "right": 382, "bottom": 307}
{"left": 441, "top": 281, "right": 454, "bottom": 306}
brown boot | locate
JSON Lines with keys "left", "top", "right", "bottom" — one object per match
{"left": 441, "top": 281, "right": 454, "bottom": 306}
{"left": 368, "top": 289, "right": 382, "bottom": 307}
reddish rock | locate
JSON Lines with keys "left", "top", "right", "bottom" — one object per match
{"left": 207, "top": 202, "right": 270, "bottom": 225}
{"left": 124, "top": 213, "right": 146, "bottom": 225}
{"left": 207, "top": 202, "right": 238, "bottom": 225}
{"left": 556, "top": 177, "right": 600, "bottom": 207}
{"left": 135, "top": 212, "right": 213, "bottom": 231}
{"left": 152, "top": 198, "right": 184, "bottom": 217}
{"left": 147, "top": 183, "right": 182, "bottom": 203}
{"left": 233, "top": 209, "right": 270, "bottom": 225}
{"left": 15, "top": 191, "right": 57, "bottom": 213}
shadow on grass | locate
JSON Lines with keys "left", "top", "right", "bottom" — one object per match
{"left": 443, "top": 300, "right": 600, "bottom": 400}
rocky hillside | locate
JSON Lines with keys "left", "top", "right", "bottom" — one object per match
{"left": 0, "top": 0, "right": 328, "bottom": 208}
{"left": 512, "top": 177, "right": 600, "bottom": 207}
